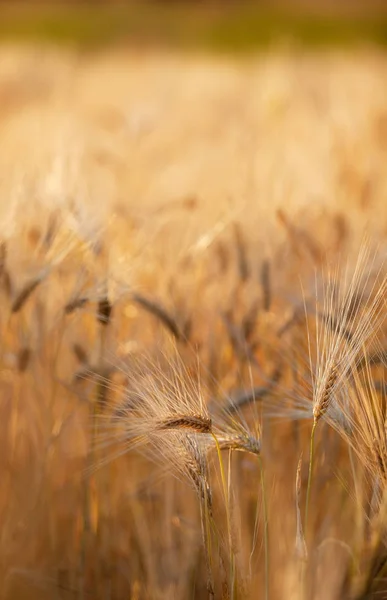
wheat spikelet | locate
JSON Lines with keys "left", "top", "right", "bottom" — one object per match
{"left": 17, "top": 346, "right": 31, "bottom": 373}
{"left": 72, "top": 343, "right": 89, "bottom": 366}
{"left": 0, "top": 241, "right": 11, "bottom": 297}
{"left": 217, "top": 432, "right": 261, "bottom": 456}
{"left": 373, "top": 440, "right": 387, "bottom": 482}
{"left": 220, "top": 310, "right": 258, "bottom": 367}
{"left": 233, "top": 221, "right": 250, "bottom": 282}
{"left": 141, "top": 429, "right": 214, "bottom": 595}
{"left": 302, "top": 246, "right": 385, "bottom": 424}
{"left": 131, "top": 292, "right": 184, "bottom": 341}
{"left": 335, "top": 349, "right": 387, "bottom": 486}
{"left": 156, "top": 414, "right": 212, "bottom": 434}
{"left": 130, "top": 429, "right": 213, "bottom": 512}
{"left": 276, "top": 208, "right": 321, "bottom": 263}
{"left": 97, "top": 295, "right": 112, "bottom": 326}
{"left": 178, "top": 434, "right": 212, "bottom": 509}
{"left": 241, "top": 298, "right": 260, "bottom": 343}
{"left": 0, "top": 241, "right": 6, "bottom": 274}
{"left": 97, "top": 351, "right": 212, "bottom": 458}
{"left": 11, "top": 270, "right": 47, "bottom": 313}
{"left": 214, "top": 239, "right": 230, "bottom": 275}
{"left": 259, "top": 245, "right": 386, "bottom": 431}
{"left": 313, "top": 363, "right": 339, "bottom": 423}
{"left": 216, "top": 389, "right": 262, "bottom": 460}
{"left": 260, "top": 259, "right": 271, "bottom": 312}
{"left": 64, "top": 296, "right": 89, "bottom": 315}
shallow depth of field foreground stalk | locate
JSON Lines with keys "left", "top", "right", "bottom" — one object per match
{"left": 216, "top": 419, "right": 265, "bottom": 598}
{"left": 258, "top": 454, "right": 269, "bottom": 600}
{"left": 304, "top": 419, "right": 317, "bottom": 541}
{"left": 212, "top": 432, "right": 236, "bottom": 599}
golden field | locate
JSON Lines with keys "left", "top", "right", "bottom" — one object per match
{"left": 0, "top": 44, "right": 387, "bottom": 599}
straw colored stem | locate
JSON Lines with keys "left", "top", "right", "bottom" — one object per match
{"left": 304, "top": 420, "right": 317, "bottom": 538}
{"left": 199, "top": 492, "right": 215, "bottom": 600}
{"left": 212, "top": 432, "right": 236, "bottom": 599}
{"left": 258, "top": 455, "right": 269, "bottom": 600}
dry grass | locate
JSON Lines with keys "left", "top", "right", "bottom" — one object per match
{"left": 0, "top": 44, "right": 387, "bottom": 599}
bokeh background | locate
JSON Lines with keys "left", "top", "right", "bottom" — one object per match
{"left": 0, "top": 2, "right": 387, "bottom": 600}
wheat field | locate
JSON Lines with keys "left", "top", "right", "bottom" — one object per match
{"left": 0, "top": 44, "right": 387, "bottom": 599}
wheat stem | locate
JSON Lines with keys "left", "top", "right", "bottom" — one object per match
{"left": 212, "top": 432, "right": 236, "bottom": 599}
{"left": 257, "top": 455, "right": 269, "bottom": 600}
{"left": 301, "top": 423, "right": 317, "bottom": 600}
{"left": 305, "top": 420, "right": 317, "bottom": 538}
{"left": 200, "top": 491, "right": 215, "bottom": 599}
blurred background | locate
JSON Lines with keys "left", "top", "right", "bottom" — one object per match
{"left": 1, "top": 2, "right": 387, "bottom": 600}
{"left": 1, "top": 0, "right": 387, "bottom": 50}
{"left": 1, "top": 0, "right": 387, "bottom": 238}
